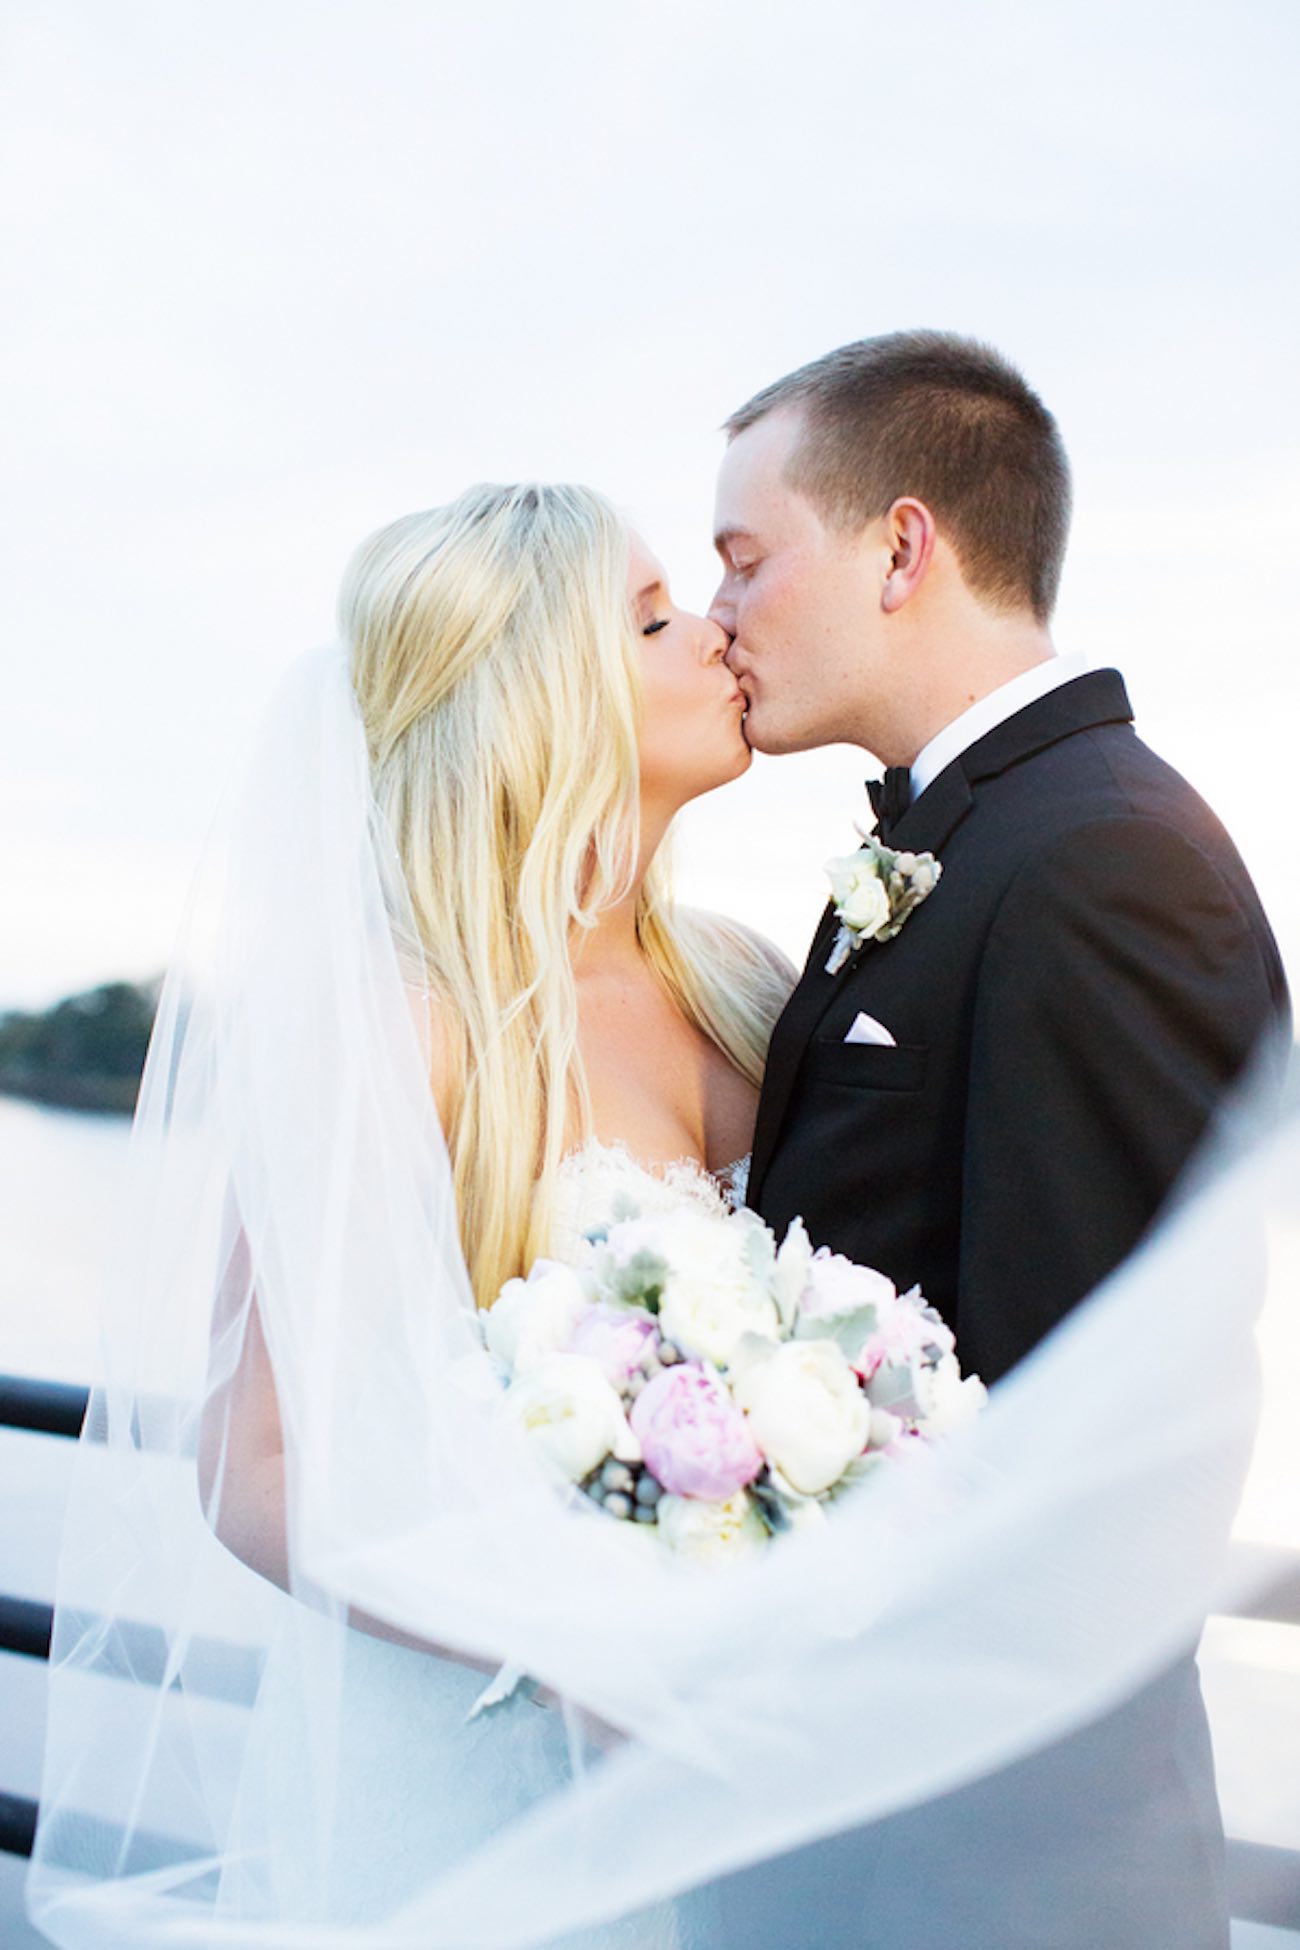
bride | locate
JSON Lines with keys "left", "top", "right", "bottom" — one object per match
{"left": 26, "top": 482, "right": 1289, "bottom": 1950}
{"left": 196, "top": 482, "right": 793, "bottom": 1942}
{"left": 32, "top": 480, "right": 814, "bottom": 1948}
{"left": 202, "top": 483, "right": 792, "bottom": 1605}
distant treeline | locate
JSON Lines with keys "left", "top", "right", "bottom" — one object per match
{"left": 0, "top": 974, "right": 1296, "bottom": 1123}
{"left": 0, "top": 980, "right": 158, "bottom": 1116}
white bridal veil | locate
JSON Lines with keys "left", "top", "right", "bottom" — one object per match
{"left": 26, "top": 648, "right": 1299, "bottom": 1948}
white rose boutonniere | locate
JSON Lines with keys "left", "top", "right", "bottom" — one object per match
{"left": 824, "top": 833, "right": 942, "bottom": 974}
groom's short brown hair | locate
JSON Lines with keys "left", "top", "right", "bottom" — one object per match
{"left": 725, "top": 331, "right": 1071, "bottom": 622}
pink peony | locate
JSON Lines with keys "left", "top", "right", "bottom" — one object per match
{"left": 858, "top": 1285, "right": 954, "bottom": 1378}
{"left": 630, "top": 1363, "right": 763, "bottom": 1501}
{"left": 569, "top": 1304, "right": 658, "bottom": 1386}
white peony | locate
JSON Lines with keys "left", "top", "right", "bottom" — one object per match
{"left": 914, "top": 1360, "right": 987, "bottom": 1436}
{"left": 601, "top": 1213, "right": 674, "bottom": 1266}
{"left": 655, "top": 1208, "right": 781, "bottom": 1368}
{"left": 825, "top": 851, "right": 892, "bottom": 939}
{"left": 502, "top": 1353, "right": 640, "bottom": 1482}
{"left": 656, "top": 1490, "right": 767, "bottom": 1564}
{"left": 484, "top": 1260, "right": 589, "bottom": 1376}
{"left": 731, "top": 1338, "right": 870, "bottom": 1494}
{"left": 782, "top": 1494, "right": 829, "bottom": 1536}
{"left": 799, "top": 1248, "right": 897, "bottom": 1328}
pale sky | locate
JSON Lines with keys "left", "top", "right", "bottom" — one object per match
{"left": 2, "top": 0, "right": 1297, "bottom": 1008}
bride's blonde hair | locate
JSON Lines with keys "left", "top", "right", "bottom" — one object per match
{"left": 342, "top": 482, "right": 790, "bottom": 1306}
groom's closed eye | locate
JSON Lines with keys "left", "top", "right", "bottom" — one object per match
{"left": 713, "top": 526, "right": 760, "bottom": 573}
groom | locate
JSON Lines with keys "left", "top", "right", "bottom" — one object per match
{"left": 707, "top": 333, "right": 1290, "bottom": 1947}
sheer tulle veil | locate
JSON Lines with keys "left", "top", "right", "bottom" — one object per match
{"left": 26, "top": 645, "right": 1299, "bottom": 1947}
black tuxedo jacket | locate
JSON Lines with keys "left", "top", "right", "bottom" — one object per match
{"left": 751, "top": 669, "right": 1290, "bottom": 1387}
{"left": 699, "top": 671, "right": 1292, "bottom": 1947}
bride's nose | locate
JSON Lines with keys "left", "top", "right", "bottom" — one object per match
{"left": 700, "top": 617, "right": 730, "bottom": 662}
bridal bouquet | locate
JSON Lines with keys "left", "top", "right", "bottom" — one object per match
{"left": 484, "top": 1196, "right": 986, "bottom": 1561}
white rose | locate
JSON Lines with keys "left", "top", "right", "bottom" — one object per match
{"left": 502, "top": 1353, "right": 640, "bottom": 1482}
{"left": 825, "top": 852, "right": 892, "bottom": 938}
{"left": 484, "top": 1259, "right": 589, "bottom": 1376}
{"left": 657, "top": 1490, "right": 767, "bottom": 1564}
{"left": 656, "top": 1208, "right": 780, "bottom": 1368}
{"left": 914, "top": 1360, "right": 987, "bottom": 1437}
{"left": 732, "top": 1339, "right": 869, "bottom": 1494}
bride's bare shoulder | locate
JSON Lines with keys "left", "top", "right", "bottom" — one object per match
{"left": 404, "top": 983, "right": 458, "bottom": 1127}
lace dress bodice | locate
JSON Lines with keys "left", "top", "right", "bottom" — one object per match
{"left": 550, "top": 1140, "right": 751, "bottom": 1261}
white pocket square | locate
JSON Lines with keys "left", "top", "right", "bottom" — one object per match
{"left": 843, "top": 1010, "right": 897, "bottom": 1048}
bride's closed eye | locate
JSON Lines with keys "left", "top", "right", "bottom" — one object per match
{"left": 642, "top": 618, "right": 670, "bottom": 638}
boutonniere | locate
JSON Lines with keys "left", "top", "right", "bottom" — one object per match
{"left": 823, "top": 830, "right": 942, "bottom": 974}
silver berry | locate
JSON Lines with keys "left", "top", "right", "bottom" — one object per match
{"left": 603, "top": 1492, "right": 633, "bottom": 1520}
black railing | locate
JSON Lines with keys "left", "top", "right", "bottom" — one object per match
{"left": 0, "top": 1594, "right": 52, "bottom": 1663}
{"left": 0, "top": 1791, "right": 37, "bottom": 1862}
{"left": 0, "top": 1375, "right": 88, "bottom": 1440}
{"left": 1, "top": 1378, "right": 82, "bottom": 1865}
{"left": 3, "top": 1376, "right": 1299, "bottom": 1934}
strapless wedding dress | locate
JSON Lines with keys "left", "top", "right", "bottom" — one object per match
{"left": 550, "top": 1136, "right": 750, "bottom": 1259}
{"left": 219, "top": 1143, "right": 748, "bottom": 1945}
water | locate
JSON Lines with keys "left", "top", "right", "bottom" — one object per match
{"left": 0, "top": 1099, "right": 132, "bottom": 1944}
{"left": 0, "top": 1096, "right": 133, "bottom": 1385}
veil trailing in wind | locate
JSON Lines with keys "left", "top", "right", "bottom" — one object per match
{"left": 27, "top": 647, "right": 1299, "bottom": 1948}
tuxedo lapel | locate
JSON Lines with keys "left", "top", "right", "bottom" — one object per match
{"left": 749, "top": 903, "right": 841, "bottom": 1199}
{"left": 749, "top": 671, "right": 1135, "bottom": 1208}
{"left": 886, "top": 758, "right": 974, "bottom": 857}
{"left": 958, "top": 667, "right": 1133, "bottom": 786}
{"left": 751, "top": 763, "right": 976, "bottom": 1203}
{"left": 889, "top": 669, "right": 1132, "bottom": 851}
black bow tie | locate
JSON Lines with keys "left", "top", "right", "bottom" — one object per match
{"left": 867, "top": 766, "right": 912, "bottom": 838}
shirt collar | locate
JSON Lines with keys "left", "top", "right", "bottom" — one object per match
{"left": 909, "top": 651, "right": 1111, "bottom": 802}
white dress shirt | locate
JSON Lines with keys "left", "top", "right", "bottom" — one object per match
{"left": 908, "top": 652, "right": 1112, "bottom": 802}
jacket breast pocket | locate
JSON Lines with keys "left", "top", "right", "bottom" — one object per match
{"left": 804, "top": 1036, "right": 929, "bottom": 1092}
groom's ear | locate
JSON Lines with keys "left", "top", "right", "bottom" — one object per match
{"left": 880, "top": 498, "right": 936, "bottom": 613}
